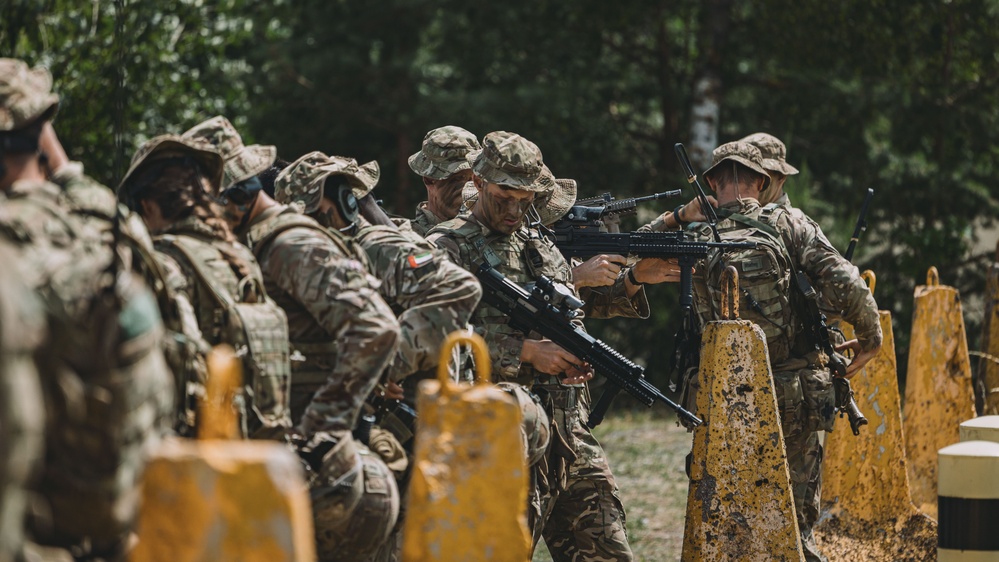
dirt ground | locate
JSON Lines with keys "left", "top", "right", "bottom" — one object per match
{"left": 533, "top": 409, "right": 692, "bottom": 562}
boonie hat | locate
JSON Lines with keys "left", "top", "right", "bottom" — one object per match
{"left": 0, "top": 58, "right": 59, "bottom": 132}
{"left": 704, "top": 141, "right": 772, "bottom": 191}
{"left": 408, "top": 126, "right": 480, "bottom": 180}
{"left": 462, "top": 167, "right": 576, "bottom": 226}
{"left": 183, "top": 116, "right": 276, "bottom": 191}
{"left": 117, "top": 134, "right": 225, "bottom": 203}
{"left": 739, "top": 132, "right": 799, "bottom": 176}
{"left": 467, "top": 131, "right": 548, "bottom": 192}
{"left": 274, "top": 150, "right": 380, "bottom": 213}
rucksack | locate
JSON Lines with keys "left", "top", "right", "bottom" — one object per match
{"left": 694, "top": 206, "right": 799, "bottom": 364}
{"left": 157, "top": 235, "right": 292, "bottom": 440}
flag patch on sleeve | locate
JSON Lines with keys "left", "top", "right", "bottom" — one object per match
{"left": 407, "top": 252, "right": 434, "bottom": 269}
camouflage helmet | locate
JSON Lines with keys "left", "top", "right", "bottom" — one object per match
{"left": 739, "top": 133, "right": 799, "bottom": 176}
{"left": 117, "top": 134, "right": 225, "bottom": 204}
{"left": 274, "top": 150, "right": 380, "bottom": 213}
{"left": 182, "top": 116, "right": 276, "bottom": 192}
{"left": 0, "top": 59, "right": 59, "bottom": 132}
{"left": 703, "top": 141, "right": 772, "bottom": 192}
{"left": 408, "top": 125, "right": 481, "bottom": 180}
{"left": 496, "top": 382, "right": 550, "bottom": 466}
{"left": 467, "top": 131, "right": 548, "bottom": 192}
{"left": 309, "top": 437, "right": 399, "bottom": 561}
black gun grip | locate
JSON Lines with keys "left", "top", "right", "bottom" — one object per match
{"left": 587, "top": 385, "right": 622, "bottom": 429}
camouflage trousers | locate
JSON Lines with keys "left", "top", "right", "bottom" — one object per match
{"left": 774, "top": 370, "right": 826, "bottom": 562}
{"left": 535, "top": 385, "right": 633, "bottom": 562}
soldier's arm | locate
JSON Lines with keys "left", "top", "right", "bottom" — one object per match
{"left": 580, "top": 277, "right": 650, "bottom": 319}
{"left": 264, "top": 228, "right": 401, "bottom": 437}
{"left": 356, "top": 227, "right": 482, "bottom": 382}
{"left": 788, "top": 216, "right": 882, "bottom": 352}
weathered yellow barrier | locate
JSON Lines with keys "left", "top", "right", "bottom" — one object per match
{"left": 937, "top": 440, "right": 999, "bottom": 561}
{"left": 904, "top": 267, "right": 976, "bottom": 518}
{"left": 977, "top": 245, "right": 999, "bottom": 414}
{"left": 960, "top": 415, "right": 999, "bottom": 443}
{"left": 402, "top": 332, "right": 530, "bottom": 562}
{"left": 817, "top": 271, "right": 937, "bottom": 561}
{"left": 682, "top": 267, "right": 804, "bottom": 562}
{"left": 131, "top": 346, "right": 316, "bottom": 562}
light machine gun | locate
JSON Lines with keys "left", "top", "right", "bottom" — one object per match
{"left": 474, "top": 264, "right": 703, "bottom": 429}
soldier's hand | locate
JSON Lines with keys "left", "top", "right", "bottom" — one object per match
{"left": 383, "top": 381, "right": 404, "bottom": 400}
{"left": 522, "top": 339, "right": 590, "bottom": 379}
{"left": 560, "top": 363, "right": 594, "bottom": 385}
{"left": 629, "top": 257, "right": 683, "bottom": 285}
{"left": 572, "top": 254, "right": 626, "bottom": 288}
{"left": 835, "top": 339, "right": 879, "bottom": 378}
{"left": 676, "top": 196, "right": 718, "bottom": 223}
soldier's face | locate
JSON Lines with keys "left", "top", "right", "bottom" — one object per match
{"left": 474, "top": 179, "right": 534, "bottom": 235}
{"left": 426, "top": 169, "right": 473, "bottom": 220}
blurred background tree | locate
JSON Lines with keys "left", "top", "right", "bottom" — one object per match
{"left": 4, "top": 0, "right": 998, "bottom": 396}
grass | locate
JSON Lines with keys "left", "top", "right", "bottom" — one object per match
{"left": 532, "top": 409, "right": 692, "bottom": 562}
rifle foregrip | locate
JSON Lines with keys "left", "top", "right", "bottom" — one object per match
{"left": 587, "top": 385, "right": 622, "bottom": 429}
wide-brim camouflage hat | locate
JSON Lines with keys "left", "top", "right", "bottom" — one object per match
{"left": 274, "top": 150, "right": 380, "bottom": 212}
{"left": 704, "top": 141, "right": 772, "bottom": 192}
{"left": 182, "top": 115, "right": 276, "bottom": 189}
{"left": 0, "top": 59, "right": 60, "bottom": 131}
{"left": 739, "top": 132, "right": 799, "bottom": 176}
{"left": 408, "top": 125, "right": 480, "bottom": 180}
{"left": 460, "top": 166, "right": 572, "bottom": 225}
{"left": 118, "top": 134, "right": 225, "bottom": 195}
{"left": 467, "top": 131, "right": 547, "bottom": 192}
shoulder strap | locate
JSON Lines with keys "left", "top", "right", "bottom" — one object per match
{"left": 247, "top": 211, "right": 352, "bottom": 259}
{"left": 158, "top": 235, "right": 242, "bottom": 310}
{"left": 716, "top": 207, "right": 783, "bottom": 242}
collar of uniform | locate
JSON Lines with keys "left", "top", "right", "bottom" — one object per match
{"left": 718, "top": 198, "right": 761, "bottom": 214}
{"left": 774, "top": 192, "right": 792, "bottom": 209}
{"left": 160, "top": 215, "right": 218, "bottom": 239}
{"left": 6, "top": 178, "right": 61, "bottom": 200}
{"left": 415, "top": 201, "right": 445, "bottom": 225}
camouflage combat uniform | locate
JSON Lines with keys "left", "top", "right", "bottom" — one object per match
{"left": 649, "top": 142, "right": 881, "bottom": 562}
{"left": 0, "top": 241, "right": 44, "bottom": 562}
{"left": 1, "top": 59, "right": 173, "bottom": 559}
{"left": 427, "top": 131, "right": 633, "bottom": 562}
{"left": 408, "top": 126, "right": 481, "bottom": 237}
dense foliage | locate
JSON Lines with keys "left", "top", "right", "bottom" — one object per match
{"left": 5, "top": 0, "right": 998, "bottom": 390}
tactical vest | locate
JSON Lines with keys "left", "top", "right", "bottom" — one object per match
{"left": 156, "top": 233, "right": 292, "bottom": 440}
{"left": 692, "top": 204, "right": 799, "bottom": 364}
{"left": 434, "top": 217, "right": 573, "bottom": 386}
{"left": 244, "top": 209, "right": 367, "bottom": 385}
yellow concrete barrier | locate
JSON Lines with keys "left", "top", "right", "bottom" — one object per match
{"left": 937, "top": 440, "right": 999, "bottom": 561}
{"left": 960, "top": 415, "right": 999, "bottom": 443}
{"left": 131, "top": 346, "right": 316, "bottom": 562}
{"left": 976, "top": 245, "right": 999, "bottom": 414}
{"left": 401, "top": 332, "right": 530, "bottom": 562}
{"left": 904, "top": 267, "right": 976, "bottom": 518}
{"left": 817, "top": 270, "right": 937, "bottom": 561}
{"left": 682, "top": 267, "right": 804, "bottom": 562}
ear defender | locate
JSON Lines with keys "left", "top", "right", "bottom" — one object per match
{"left": 324, "top": 175, "right": 359, "bottom": 225}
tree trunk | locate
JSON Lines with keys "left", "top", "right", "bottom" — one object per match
{"left": 394, "top": 131, "right": 412, "bottom": 216}
{"left": 688, "top": 0, "right": 734, "bottom": 171}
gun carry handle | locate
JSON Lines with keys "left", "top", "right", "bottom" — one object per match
{"left": 437, "top": 330, "right": 491, "bottom": 397}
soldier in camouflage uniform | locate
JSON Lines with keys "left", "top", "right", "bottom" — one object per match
{"left": 0, "top": 241, "right": 44, "bottom": 562}
{"left": 646, "top": 141, "right": 882, "bottom": 562}
{"left": 1, "top": 58, "right": 173, "bottom": 560}
{"left": 407, "top": 125, "right": 481, "bottom": 236}
{"left": 182, "top": 117, "right": 402, "bottom": 562}
{"left": 118, "top": 133, "right": 294, "bottom": 443}
{"left": 427, "top": 131, "right": 634, "bottom": 561}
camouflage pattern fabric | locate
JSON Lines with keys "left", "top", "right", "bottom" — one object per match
{"left": 573, "top": 256, "right": 650, "bottom": 320}
{"left": 0, "top": 177, "right": 173, "bottom": 558}
{"left": 427, "top": 212, "right": 633, "bottom": 561}
{"left": 241, "top": 205, "right": 400, "bottom": 437}
{"left": 0, "top": 58, "right": 59, "bottom": 130}
{"left": 152, "top": 215, "right": 292, "bottom": 441}
{"left": 408, "top": 125, "right": 480, "bottom": 180}
{"left": 353, "top": 217, "right": 481, "bottom": 384}
{"left": 410, "top": 201, "right": 445, "bottom": 237}
{"left": 0, "top": 240, "right": 45, "bottom": 562}
{"left": 182, "top": 115, "right": 276, "bottom": 189}
{"left": 466, "top": 131, "right": 549, "bottom": 191}
{"left": 274, "top": 151, "right": 380, "bottom": 213}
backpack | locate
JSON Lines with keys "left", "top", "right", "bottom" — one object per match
{"left": 158, "top": 235, "right": 292, "bottom": 440}
{"left": 694, "top": 206, "right": 799, "bottom": 364}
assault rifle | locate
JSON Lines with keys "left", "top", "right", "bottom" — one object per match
{"left": 368, "top": 391, "right": 418, "bottom": 449}
{"left": 568, "top": 191, "right": 681, "bottom": 233}
{"left": 475, "top": 263, "right": 702, "bottom": 429}
{"left": 826, "top": 188, "right": 875, "bottom": 435}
